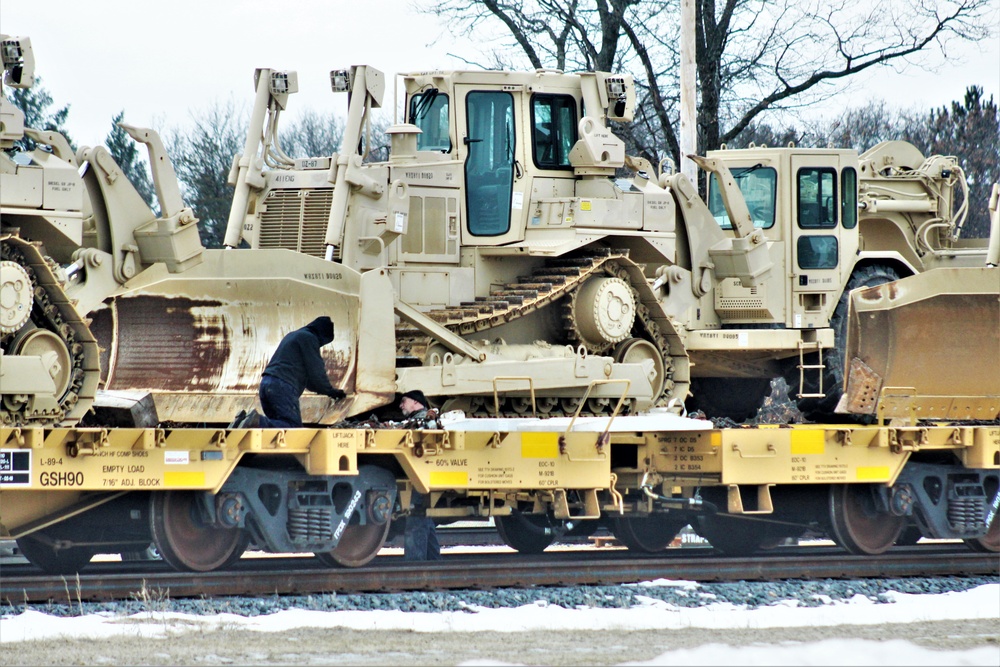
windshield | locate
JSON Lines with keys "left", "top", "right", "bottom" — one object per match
{"left": 408, "top": 90, "right": 451, "bottom": 152}
{"left": 708, "top": 165, "right": 777, "bottom": 229}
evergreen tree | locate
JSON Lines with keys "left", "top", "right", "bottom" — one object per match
{"left": 919, "top": 87, "right": 999, "bottom": 238}
{"left": 3, "top": 75, "right": 73, "bottom": 153}
{"left": 105, "top": 110, "right": 156, "bottom": 211}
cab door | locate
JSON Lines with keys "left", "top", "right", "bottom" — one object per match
{"left": 456, "top": 86, "right": 524, "bottom": 246}
{"left": 790, "top": 154, "right": 859, "bottom": 328}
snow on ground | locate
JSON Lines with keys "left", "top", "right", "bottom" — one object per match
{"left": 1, "top": 583, "right": 997, "bottom": 665}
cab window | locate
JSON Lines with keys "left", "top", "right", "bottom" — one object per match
{"left": 531, "top": 94, "right": 577, "bottom": 169}
{"left": 465, "top": 91, "right": 515, "bottom": 236}
{"left": 408, "top": 90, "right": 451, "bottom": 152}
{"left": 797, "top": 236, "right": 839, "bottom": 269}
{"left": 708, "top": 166, "right": 777, "bottom": 229}
{"left": 841, "top": 167, "right": 858, "bottom": 229}
{"left": 797, "top": 167, "right": 837, "bottom": 229}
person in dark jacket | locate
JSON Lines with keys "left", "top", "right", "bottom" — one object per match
{"left": 237, "top": 316, "right": 346, "bottom": 429}
{"left": 399, "top": 390, "right": 442, "bottom": 561}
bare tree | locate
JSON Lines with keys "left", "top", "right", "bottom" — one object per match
{"left": 416, "top": 0, "right": 996, "bottom": 170}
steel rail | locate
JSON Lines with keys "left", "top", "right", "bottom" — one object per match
{"left": 2, "top": 546, "right": 996, "bottom": 604}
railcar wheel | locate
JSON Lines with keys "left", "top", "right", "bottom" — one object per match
{"left": 316, "top": 519, "right": 393, "bottom": 568}
{"left": 963, "top": 510, "right": 999, "bottom": 553}
{"left": 495, "top": 511, "right": 555, "bottom": 554}
{"left": 828, "top": 484, "right": 905, "bottom": 555}
{"left": 609, "top": 515, "right": 687, "bottom": 552}
{"left": 150, "top": 491, "right": 250, "bottom": 572}
{"left": 15, "top": 534, "right": 95, "bottom": 574}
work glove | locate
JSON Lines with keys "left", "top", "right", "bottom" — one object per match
{"left": 328, "top": 388, "right": 346, "bottom": 401}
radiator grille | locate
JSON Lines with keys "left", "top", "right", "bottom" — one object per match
{"left": 259, "top": 188, "right": 334, "bottom": 259}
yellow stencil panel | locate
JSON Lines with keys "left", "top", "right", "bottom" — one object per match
{"left": 430, "top": 471, "right": 469, "bottom": 487}
{"left": 164, "top": 471, "right": 206, "bottom": 488}
{"left": 790, "top": 430, "right": 825, "bottom": 455}
{"left": 521, "top": 432, "right": 560, "bottom": 458}
{"left": 856, "top": 466, "right": 890, "bottom": 481}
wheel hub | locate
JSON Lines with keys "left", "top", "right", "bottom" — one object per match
{"left": 0, "top": 260, "right": 32, "bottom": 334}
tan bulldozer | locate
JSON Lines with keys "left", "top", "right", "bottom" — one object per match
{"left": 2, "top": 34, "right": 998, "bottom": 427}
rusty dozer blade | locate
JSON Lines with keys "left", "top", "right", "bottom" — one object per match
{"left": 90, "top": 250, "right": 398, "bottom": 425}
{"left": 843, "top": 267, "right": 1000, "bottom": 421}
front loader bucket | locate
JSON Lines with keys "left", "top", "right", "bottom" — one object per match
{"left": 89, "top": 249, "right": 397, "bottom": 425}
{"left": 842, "top": 267, "right": 1000, "bottom": 421}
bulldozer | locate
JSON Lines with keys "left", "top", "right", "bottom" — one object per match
{"left": 206, "top": 63, "right": 998, "bottom": 423}
{"left": 2, "top": 34, "right": 997, "bottom": 427}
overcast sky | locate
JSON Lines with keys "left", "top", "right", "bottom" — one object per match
{"left": 4, "top": 1, "right": 999, "bottom": 145}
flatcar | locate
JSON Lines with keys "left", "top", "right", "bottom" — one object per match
{"left": 2, "top": 403, "right": 996, "bottom": 574}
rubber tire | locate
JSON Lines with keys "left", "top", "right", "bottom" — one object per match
{"left": 688, "top": 377, "right": 773, "bottom": 423}
{"left": 693, "top": 514, "right": 789, "bottom": 556}
{"left": 495, "top": 511, "right": 555, "bottom": 554}
{"left": 609, "top": 515, "right": 687, "bottom": 552}
{"left": 16, "top": 534, "right": 95, "bottom": 575}
{"left": 784, "top": 264, "right": 900, "bottom": 422}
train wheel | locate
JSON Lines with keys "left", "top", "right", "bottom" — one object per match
{"left": 15, "top": 534, "right": 95, "bottom": 574}
{"left": 609, "top": 515, "right": 687, "bottom": 552}
{"left": 828, "top": 484, "right": 905, "bottom": 555}
{"left": 963, "top": 511, "right": 999, "bottom": 553}
{"left": 150, "top": 491, "right": 250, "bottom": 572}
{"left": 316, "top": 519, "right": 393, "bottom": 568}
{"left": 495, "top": 511, "right": 555, "bottom": 554}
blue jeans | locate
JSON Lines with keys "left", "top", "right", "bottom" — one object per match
{"left": 404, "top": 517, "right": 441, "bottom": 561}
{"left": 404, "top": 492, "right": 441, "bottom": 561}
{"left": 259, "top": 375, "right": 302, "bottom": 428}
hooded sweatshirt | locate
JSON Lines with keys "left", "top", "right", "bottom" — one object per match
{"left": 262, "top": 316, "right": 338, "bottom": 397}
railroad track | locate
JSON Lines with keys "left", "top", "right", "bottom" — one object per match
{"left": 2, "top": 544, "right": 995, "bottom": 604}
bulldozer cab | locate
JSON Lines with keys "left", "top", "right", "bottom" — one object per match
{"left": 704, "top": 147, "right": 862, "bottom": 329}
{"left": 401, "top": 69, "right": 633, "bottom": 254}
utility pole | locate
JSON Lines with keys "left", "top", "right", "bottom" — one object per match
{"left": 680, "top": 0, "right": 697, "bottom": 186}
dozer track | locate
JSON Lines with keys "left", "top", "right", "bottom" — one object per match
{"left": 0, "top": 234, "right": 101, "bottom": 426}
{"left": 395, "top": 248, "right": 682, "bottom": 416}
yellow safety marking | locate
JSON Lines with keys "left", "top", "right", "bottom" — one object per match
{"left": 710, "top": 432, "right": 722, "bottom": 447}
{"left": 164, "top": 471, "right": 206, "bottom": 488}
{"left": 430, "top": 471, "right": 469, "bottom": 487}
{"left": 521, "top": 432, "right": 560, "bottom": 458}
{"left": 856, "top": 466, "right": 890, "bottom": 481}
{"left": 790, "top": 430, "right": 825, "bottom": 455}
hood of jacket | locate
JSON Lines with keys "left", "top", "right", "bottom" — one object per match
{"left": 303, "top": 316, "right": 335, "bottom": 346}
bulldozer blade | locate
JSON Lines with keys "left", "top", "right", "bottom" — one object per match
{"left": 88, "top": 249, "right": 397, "bottom": 425}
{"left": 844, "top": 267, "right": 1000, "bottom": 421}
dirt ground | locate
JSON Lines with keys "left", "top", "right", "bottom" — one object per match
{"left": 2, "top": 618, "right": 998, "bottom": 666}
